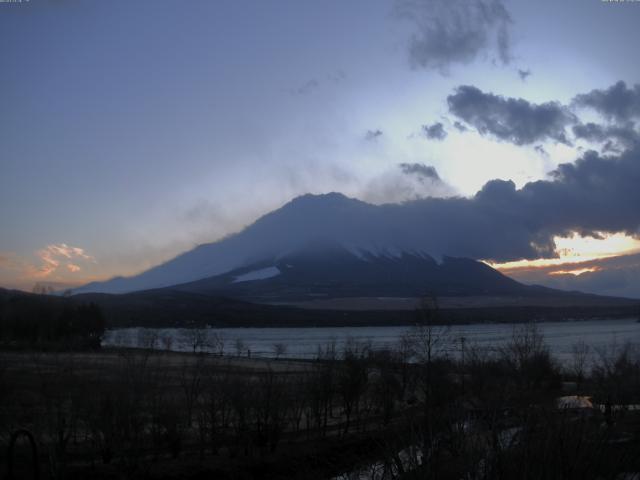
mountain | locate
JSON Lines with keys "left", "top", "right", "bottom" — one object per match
{"left": 70, "top": 193, "right": 633, "bottom": 307}
{"left": 75, "top": 193, "right": 374, "bottom": 294}
{"left": 170, "top": 242, "right": 532, "bottom": 301}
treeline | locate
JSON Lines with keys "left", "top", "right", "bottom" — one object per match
{"left": 0, "top": 290, "right": 105, "bottom": 349}
{"left": 72, "top": 288, "right": 640, "bottom": 329}
{"left": 2, "top": 322, "right": 640, "bottom": 479}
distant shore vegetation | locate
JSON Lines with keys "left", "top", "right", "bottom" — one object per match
{"left": 0, "top": 291, "right": 105, "bottom": 350}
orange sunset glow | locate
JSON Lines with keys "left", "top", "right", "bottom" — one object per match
{"left": 486, "top": 232, "right": 640, "bottom": 276}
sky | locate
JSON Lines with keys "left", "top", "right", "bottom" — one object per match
{"left": 2, "top": 0, "right": 640, "bottom": 297}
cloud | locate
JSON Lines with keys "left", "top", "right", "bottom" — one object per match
{"left": 399, "top": 162, "right": 441, "bottom": 181}
{"left": 472, "top": 148, "right": 640, "bottom": 259}
{"left": 358, "top": 145, "right": 640, "bottom": 263}
{"left": 365, "top": 129, "right": 383, "bottom": 141}
{"left": 0, "top": 245, "right": 95, "bottom": 290}
{"left": 447, "top": 85, "right": 576, "bottom": 145}
{"left": 573, "top": 81, "right": 640, "bottom": 123}
{"left": 327, "top": 70, "right": 347, "bottom": 83}
{"left": 572, "top": 122, "right": 639, "bottom": 151}
{"left": 452, "top": 121, "right": 468, "bottom": 132}
{"left": 394, "top": 0, "right": 512, "bottom": 71}
{"left": 45, "top": 244, "right": 92, "bottom": 261}
{"left": 78, "top": 143, "right": 640, "bottom": 295}
{"left": 534, "top": 145, "right": 549, "bottom": 157}
{"left": 505, "top": 253, "right": 640, "bottom": 299}
{"left": 517, "top": 68, "right": 531, "bottom": 81}
{"left": 361, "top": 163, "right": 452, "bottom": 204}
{"left": 568, "top": 81, "right": 640, "bottom": 155}
{"left": 535, "top": 148, "right": 640, "bottom": 235}
{"left": 289, "top": 71, "right": 346, "bottom": 96}
{"left": 201, "top": 144, "right": 640, "bottom": 275}
{"left": 31, "top": 243, "right": 94, "bottom": 278}
{"left": 421, "top": 122, "right": 447, "bottom": 140}
{"left": 289, "top": 79, "right": 319, "bottom": 95}
{"left": 445, "top": 81, "right": 640, "bottom": 153}
{"left": 67, "top": 263, "right": 81, "bottom": 273}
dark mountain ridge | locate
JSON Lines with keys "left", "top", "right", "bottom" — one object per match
{"left": 171, "top": 242, "right": 540, "bottom": 302}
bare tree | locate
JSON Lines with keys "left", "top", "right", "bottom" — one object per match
{"left": 409, "top": 295, "right": 449, "bottom": 364}
{"left": 201, "top": 366, "right": 234, "bottom": 455}
{"left": 179, "top": 355, "right": 206, "bottom": 428}
{"left": 34, "top": 353, "right": 81, "bottom": 478}
{"left": 272, "top": 342, "right": 287, "bottom": 360}
{"left": 592, "top": 340, "right": 640, "bottom": 407}
{"left": 337, "top": 345, "right": 369, "bottom": 435}
{"left": 501, "top": 322, "right": 547, "bottom": 371}
{"left": 234, "top": 337, "right": 246, "bottom": 357}
{"left": 136, "top": 328, "right": 158, "bottom": 350}
{"left": 207, "top": 330, "right": 225, "bottom": 356}
{"left": 285, "top": 374, "right": 308, "bottom": 434}
{"left": 570, "top": 339, "right": 591, "bottom": 388}
{"left": 370, "top": 349, "right": 401, "bottom": 427}
{"left": 181, "top": 329, "right": 207, "bottom": 354}
{"left": 160, "top": 335, "right": 173, "bottom": 351}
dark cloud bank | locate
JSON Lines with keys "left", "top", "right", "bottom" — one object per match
{"left": 268, "top": 146, "right": 640, "bottom": 265}
{"left": 446, "top": 82, "right": 640, "bottom": 152}
{"left": 572, "top": 123, "right": 639, "bottom": 152}
{"left": 353, "top": 81, "right": 640, "bottom": 265}
{"left": 420, "top": 79, "right": 640, "bottom": 297}
{"left": 355, "top": 81, "right": 640, "bottom": 266}
{"left": 381, "top": 146, "right": 640, "bottom": 262}
{"left": 447, "top": 85, "right": 575, "bottom": 145}
{"left": 573, "top": 81, "right": 640, "bottom": 123}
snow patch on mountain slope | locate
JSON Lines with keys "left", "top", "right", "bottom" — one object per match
{"left": 232, "top": 266, "right": 281, "bottom": 283}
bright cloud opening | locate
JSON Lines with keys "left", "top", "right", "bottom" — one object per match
{"left": 486, "top": 232, "right": 640, "bottom": 273}
{"left": 548, "top": 266, "right": 602, "bottom": 276}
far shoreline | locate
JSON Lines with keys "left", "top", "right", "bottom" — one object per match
{"left": 103, "top": 304, "right": 640, "bottom": 329}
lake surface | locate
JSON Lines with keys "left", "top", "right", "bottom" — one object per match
{"left": 103, "top": 318, "right": 640, "bottom": 365}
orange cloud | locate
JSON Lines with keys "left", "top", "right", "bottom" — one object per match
{"left": 486, "top": 232, "right": 640, "bottom": 274}
{"left": 548, "top": 266, "right": 602, "bottom": 277}
{"left": 31, "top": 244, "right": 95, "bottom": 279}
{"left": 0, "top": 247, "right": 98, "bottom": 291}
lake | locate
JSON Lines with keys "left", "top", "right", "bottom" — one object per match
{"left": 103, "top": 318, "right": 640, "bottom": 365}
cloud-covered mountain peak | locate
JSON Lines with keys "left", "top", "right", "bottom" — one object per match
{"left": 74, "top": 192, "right": 465, "bottom": 295}
{"left": 74, "top": 193, "right": 375, "bottom": 294}
{"left": 73, "top": 141, "right": 640, "bottom": 296}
